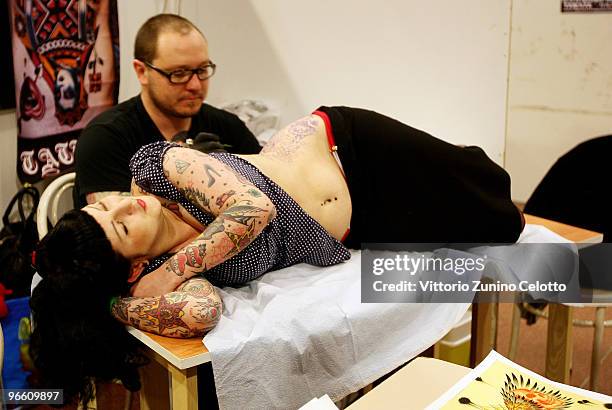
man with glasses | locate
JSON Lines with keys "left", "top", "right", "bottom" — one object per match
{"left": 74, "top": 14, "right": 261, "bottom": 207}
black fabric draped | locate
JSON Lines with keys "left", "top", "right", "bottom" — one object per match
{"left": 316, "top": 106, "right": 524, "bottom": 248}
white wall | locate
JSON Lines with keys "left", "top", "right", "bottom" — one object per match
{"left": 3, "top": 0, "right": 610, "bottom": 212}
{"left": 505, "top": 0, "right": 612, "bottom": 202}
{"left": 0, "top": 0, "right": 513, "bottom": 214}
{"left": 195, "top": 0, "right": 512, "bottom": 163}
{"left": 116, "top": 0, "right": 183, "bottom": 101}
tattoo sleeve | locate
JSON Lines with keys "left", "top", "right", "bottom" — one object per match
{"left": 160, "top": 148, "right": 277, "bottom": 283}
{"left": 111, "top": 278, "right": 222, "bottom": 338}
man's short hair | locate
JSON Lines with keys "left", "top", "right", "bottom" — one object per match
{"left": 134, "top": 14, "right": 206, "bottom": 63}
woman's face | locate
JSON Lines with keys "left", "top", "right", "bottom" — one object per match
{"left": 83, "top": 195, "right": 164, "bottom": 260}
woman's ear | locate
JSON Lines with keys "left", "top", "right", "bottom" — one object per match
{"left": 128, "top": 259, "right": 149, "bottom": 283}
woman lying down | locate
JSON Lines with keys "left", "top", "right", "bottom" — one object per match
{"left": 31, "top": 106, "right": 523, "bottom": 404}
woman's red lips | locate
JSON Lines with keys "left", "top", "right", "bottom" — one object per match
{"left": 137, "top": 199, "right": 146, "bottom": 211}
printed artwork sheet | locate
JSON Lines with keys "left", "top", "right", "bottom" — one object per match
{"left": 427, "top": 350, "right": 612, "bottom": 409}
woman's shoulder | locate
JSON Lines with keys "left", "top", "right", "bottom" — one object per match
{"left": 129, "top": 142, "right": 180, "bottom": 192}
{"left": 130, "top": 141, "right": 178, "bottom": 171}
{"left": 132, "top": 140, "right": 174, "bottom": 158}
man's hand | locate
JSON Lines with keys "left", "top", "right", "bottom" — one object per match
{"left": 171, "top": 131, "right": 231, "bottom": 153}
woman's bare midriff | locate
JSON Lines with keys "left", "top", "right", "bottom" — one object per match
{"left": 238, "top": 115, "right": 351, "bottom": 240}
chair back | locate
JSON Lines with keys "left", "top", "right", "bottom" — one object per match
{"left": 36, "top": 172, "right": 76, "bottom": 240}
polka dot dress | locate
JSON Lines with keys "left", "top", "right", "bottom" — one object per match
{"left": 130, "top": 142, "right": 351, "bottom": 287}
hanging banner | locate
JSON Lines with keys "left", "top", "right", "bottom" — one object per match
{"left": 9, "top": 0, "right": 120, "bottom": 183}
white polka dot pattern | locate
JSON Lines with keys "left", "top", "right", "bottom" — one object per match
{"left": 130, "top": 142, "right": 351, "bottom": 287}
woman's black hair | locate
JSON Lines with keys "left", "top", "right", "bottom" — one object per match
{"left": 30, "top": 209, "right": 147, "bottom": 405}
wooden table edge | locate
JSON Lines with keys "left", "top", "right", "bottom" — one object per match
{"left": 524, "top": 214, "right": 603, "bottom": 244}
{"left": 127, "top": 327, "right": 211, "bottom": 370}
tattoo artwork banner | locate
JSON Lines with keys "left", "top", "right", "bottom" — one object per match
{"left": 562, "top": 0, "right": 612, "bottom": 12}
{"left": 426, "top": 350, "right": 611, "bottom": 409}
{"left": 9, "top": 0, "right": 120, "bottom": 183}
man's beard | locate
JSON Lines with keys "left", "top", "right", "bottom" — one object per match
{"left": 150, "top": 89, "right": 203, "bottom": 119}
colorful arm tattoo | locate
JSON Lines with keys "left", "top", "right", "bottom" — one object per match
{"left": 159, "top": 147, "right": 277, "bottom": 282}
{"left": 164, "top": 202, "right": 274, "bottom": 278}
{"left": 111, "top": 278, "right": 222, "bottom": 338}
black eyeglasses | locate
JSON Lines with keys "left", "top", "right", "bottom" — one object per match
{"left": 143, "top": 61, "right": 217, "bottom": 84}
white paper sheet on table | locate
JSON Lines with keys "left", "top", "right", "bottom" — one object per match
{"left": 204, "top": 250, "right": 470, "bottom": 409}
{"left": 202, "top": 224, "right": 570, "bottom": 410}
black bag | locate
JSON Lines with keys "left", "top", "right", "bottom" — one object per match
{"left": 0, "top": 186, "right": 40, "bottom": 298}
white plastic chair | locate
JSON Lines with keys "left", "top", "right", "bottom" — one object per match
{"left": 36, "top": 172, "right": 76, "bottom": 240}
{"left": 509, "top": 301, "right": 612, "bottom": 391}
{"left": 32, "top": 172, "right": 77, "bottom": 293}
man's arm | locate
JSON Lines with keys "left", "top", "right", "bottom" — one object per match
{"left": 111, "top": 278, "right": 222, "bottom": 338}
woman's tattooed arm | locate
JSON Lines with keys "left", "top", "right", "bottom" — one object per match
{"left": 164, "top": 200, "right": 276, "bottom": 279}
{"left": 112, "top": 278, "right": 222, "bottom": 338}
{"left": 131, "top": 147, "right": 277, "bottom": 293}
